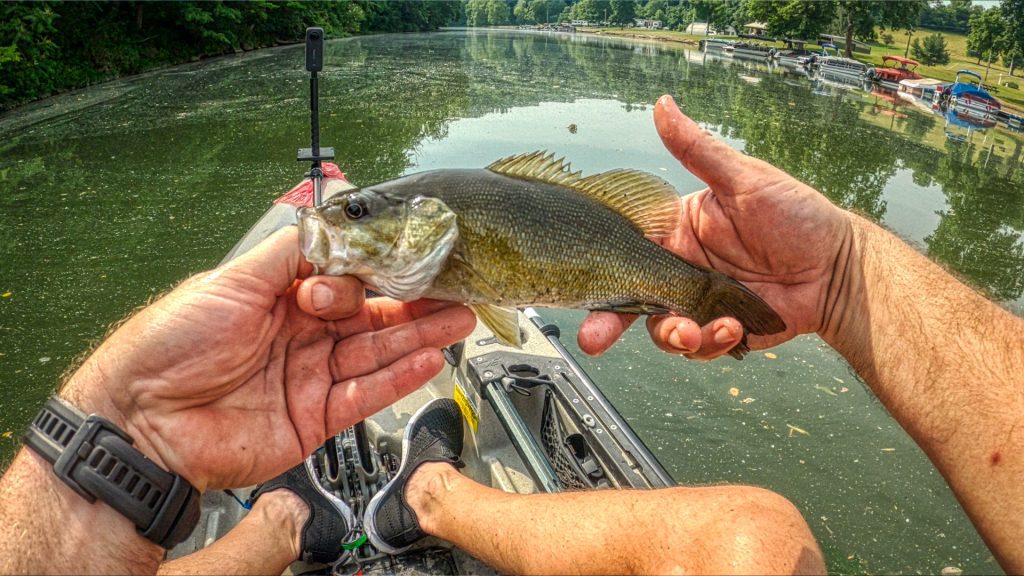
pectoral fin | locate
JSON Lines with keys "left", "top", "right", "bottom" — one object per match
{"left": 470, "top": 304, "right": 522, "bottom": 347}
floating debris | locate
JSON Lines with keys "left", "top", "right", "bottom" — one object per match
{"left": 764, "top": 352, "right": 777, "bottom": 359}
{"left": 881, "top": 448, "right": 896, "bottom": 452}
{"left": 787, "top": 423, "right": 809, "bottom": 437}
{"left": 39, "top": 357, "right": 51, "bottom": 363}
{"left": 567, "top": 123, "right": 577, "bottom": 134}
{"left": 1, "top": 431, "right": 12, "bottom": 439}
{"left": 729, "top": 387, "right": 740, "bottom": 397}
{"left": 740, "top": 397, "right": 755, "bottom": 404}
{"left": 814, "top": 384, "right": 838, "bottom": 397}
{"left": 940, "top": 567, "right": 963, "bottom": 576}
{"left": 839, "top": 387, "right": 849, "bottom": 393}
{"left": 832, "top": 376, "right": 845, "bottom": 384}
{"left": 1, "top": 291, "right": 11, "bottom": 298}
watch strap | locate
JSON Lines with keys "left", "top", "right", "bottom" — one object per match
{"left": 24, "top": 397, "right": 201, "bottom": 549}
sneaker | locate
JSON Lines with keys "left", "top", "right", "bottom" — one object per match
{"left": 249, "top": 457, "right": 355, "bottom": 564}
{"left": 363, "top": 398, "right": 464, "bottom": 555}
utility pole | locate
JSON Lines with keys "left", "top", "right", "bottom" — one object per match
{"left": 904, "top": 27, "right": 914, "bottom": 58}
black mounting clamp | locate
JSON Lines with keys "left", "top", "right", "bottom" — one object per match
{"left": 297, "top": 27, "right": 335, "bottom": 207}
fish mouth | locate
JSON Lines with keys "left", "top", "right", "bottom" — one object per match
{"left": 297, "top": 207, "right": 330, "bottom": 269}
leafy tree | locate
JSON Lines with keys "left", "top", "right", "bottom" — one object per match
{"left": 911, "top": 32, "right": 951, "bottom": 65}
{"left": 967, "top": 7, "right": 1006, "bottom": 65}
{"left": 833, "top": 1, "right": 925, "bottom": 58}
{"left": 1004, "top": 0, "right": 1024, "bottom": 76}
{"left": 569, "top": 0, "right": 601, "bottom": 22}
{"left": 514, "top": 0, "right": 534, "bottom": 23}
{"left": 743, "top": 0, "right": 837, "bottom": 42}
{"left": 919, "top": 0, "right": 980, "bottom": 33}
{"left": 466, "top": 0, "right": 489, "bottom": 25}
{"left": 640, "top": 0, "right": 667, "bottom": 20}
{"left": 663, "top": 2, "right": 695, "bottom": 31}
{"left": 1003, "top": 44, "right": 1022, "bottom": 76}
{"left": 609, "top": 0, "right": 637, "bottom": 27}
{"left": 486, "top": 0, "right": 512, "bottom": 25}
{"left": 0, "top": 3, "right": 60, "bottom": 100}
{"left": 691, "top": 0, "right": 739, "bottom": 34}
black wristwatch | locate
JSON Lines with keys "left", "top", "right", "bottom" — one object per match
{"left": 23, "top": 396, "right": 201, "bottom": 549}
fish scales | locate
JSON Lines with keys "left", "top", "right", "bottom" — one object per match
{"left": 386, "top": 169, "right": 712, "bottom": 313}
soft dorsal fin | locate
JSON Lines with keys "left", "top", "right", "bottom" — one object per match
{"left": 487, "top": 151, "right": 681, "bottom": 238}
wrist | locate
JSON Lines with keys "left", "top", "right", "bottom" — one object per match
{"left": 817, "top": 212, "right": 875, "bottom": 366}
{"left": 61, "top": 358, "right": 170, "bottom": 473}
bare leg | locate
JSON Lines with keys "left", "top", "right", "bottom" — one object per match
{"left": 159, "top": 491, "right": 306, "bottom": 576}
{"left": 408, "top": 462, "right": 824, "bottom": 575}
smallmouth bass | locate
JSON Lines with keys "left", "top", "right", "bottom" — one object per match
{"left": 298, "top": 152, "right": 785, "bottom": 358}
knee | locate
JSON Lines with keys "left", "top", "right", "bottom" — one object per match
{"left": 653, "top": 486, "right": 825, "bottom": 575}
{"left": 706, "top": 486, "right": 824, "bottom": 575}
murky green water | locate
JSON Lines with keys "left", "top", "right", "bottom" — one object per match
{"left": 2, "top": 30, "right": 1021, "bottom": 574}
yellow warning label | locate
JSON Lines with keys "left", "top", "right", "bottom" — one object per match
{"left": 453, "top": 382, "right": 479, "bottom": 433}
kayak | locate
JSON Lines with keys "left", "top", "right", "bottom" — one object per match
{"left": 166, "top": 165, "right": 675, "bottom": 574}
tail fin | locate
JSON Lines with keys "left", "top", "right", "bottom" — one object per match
{"left": 699, "top": 275, "right": 786, "bottom": 360}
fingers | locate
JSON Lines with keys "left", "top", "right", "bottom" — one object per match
{"left": 222, "top": 226, "right": 303, "bottom": 297}
{"left": 296, "top": 276, "right": 365, "bottom": 320}
{"left": 646, "top": 315, "right": 744, "bottom": 361}
{"left": 325, "top": 349, "right": 445, "bottom": 433}
{"left": 655, "top": 95, "right": 750, "bottom": 195}
{"left": 577, "top": 312, "right": 639, "bottom": 356}
{"left": 329, "top": 305, "right": 477, "bottom": 381}
{"left": 329, "top": 298, "right": 472, "bottom": 340}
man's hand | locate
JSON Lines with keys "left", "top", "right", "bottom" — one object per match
{"left": 61, "top": 227, "right": 476, "bottom": 491}
{"left": 579, "top": 95, "right": 855, "bottom": 360}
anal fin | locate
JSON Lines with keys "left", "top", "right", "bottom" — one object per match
{"left": 470, "top": 304, "right": 522, "bottom": 347}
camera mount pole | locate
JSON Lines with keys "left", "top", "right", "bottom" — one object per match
{"left": 297, "top": 27, "right": 334, "bottom": 208}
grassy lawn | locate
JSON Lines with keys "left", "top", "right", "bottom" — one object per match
{"left": 585, "top": 26, "right": 1024, "bottom": 110}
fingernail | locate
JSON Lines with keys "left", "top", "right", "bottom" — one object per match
{"left": 312, "top": 283, "right": 333, "bottom": 311}
{"left": 714, "top": 324, "right": 733, "bottom": 345}
{"left": 668, "top": 326, "right": 693, "bottom": 352}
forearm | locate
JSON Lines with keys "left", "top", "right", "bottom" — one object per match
{"left": 824, "top": 213, "right": 1024, "bottom": 572}
{"left": 0, "top": 369, "right": 166, "bottom": 575}
{"left": 0, "top": 449, "right": 165, "bottom": 574}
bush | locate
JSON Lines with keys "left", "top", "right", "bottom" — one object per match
{"left": 1005, "top": 81, "right": 1020, "bottom": 89}
{"left": 881, "top": 33, "right": 894, "bottom": 45}
{"left": 911, "top": 33, "right": 951, "bottom": 66}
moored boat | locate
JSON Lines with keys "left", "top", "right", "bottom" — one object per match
{"left": 938, "top": 70, "right": 1001, "bottom": 121}
{"left": 728, "top": 41, "right": 774, "bottom": 60}
{"left": 796, "top": 43, "right": 834, "bottom": 67}
{"left": 897, "top": 77, "right": 947, "bottom": 112}
{"left": 866, "top": 55, "right": 922, "bottom": 86}
{"left": 815, "top": 54, "right": 868, "bottom": 79}
{"left": 699, "top": 37, "right": 733, "bottom": 51}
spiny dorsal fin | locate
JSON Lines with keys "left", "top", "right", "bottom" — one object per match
{"left": 487, "top": 151, "right": 583, "bottom": 188}
{"left": 487, "top": 151, "right": 681, "bottom": 238}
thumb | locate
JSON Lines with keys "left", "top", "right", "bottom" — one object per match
{"left": 654, "top": 95, "right": 748, "bottom": 195}
{"left": 220, "top": 226, "right": 305, "bottom": 296}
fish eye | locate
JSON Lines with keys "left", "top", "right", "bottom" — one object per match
{"left": 345, "top": 200, "right": 367, "bottom": 220}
